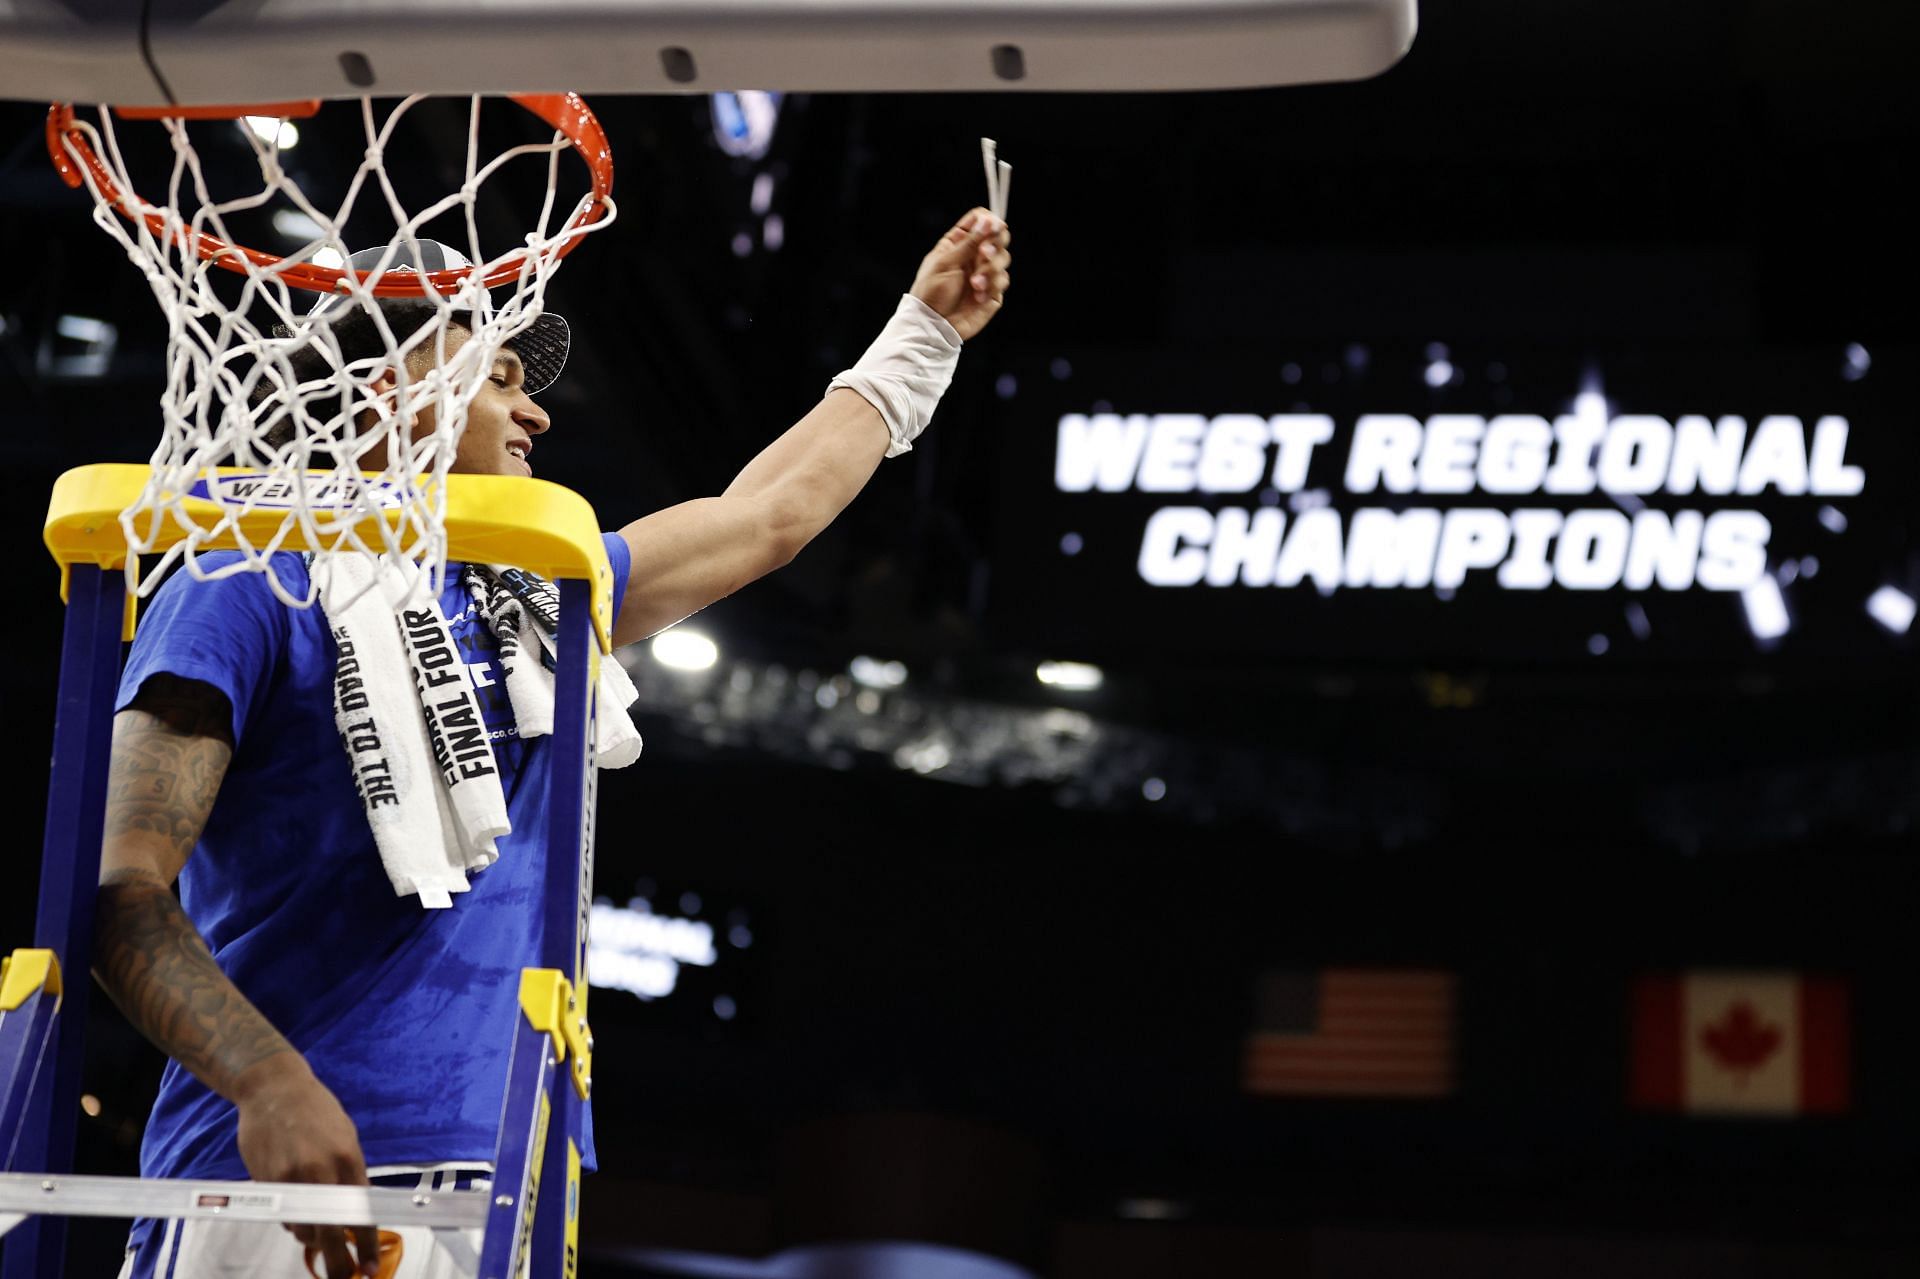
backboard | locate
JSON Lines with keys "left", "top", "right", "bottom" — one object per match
{"left": 0, "top": 0, "right": 1415, "bottom": 104}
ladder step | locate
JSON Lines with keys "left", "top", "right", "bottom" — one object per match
{"left": 0, "top": 1173, "right": 490, "bottom": 1233}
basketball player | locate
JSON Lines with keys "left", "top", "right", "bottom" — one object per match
{"left": 95, "top": 207, "right": 1012, "bottom": 1278}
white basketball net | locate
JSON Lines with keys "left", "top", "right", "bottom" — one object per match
{"left": 54, "top": 95, "right": 616, "bottom": 606}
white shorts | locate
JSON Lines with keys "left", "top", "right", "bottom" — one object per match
{"left": 116, "top": 1165, "right": 502, "bottom": 1279}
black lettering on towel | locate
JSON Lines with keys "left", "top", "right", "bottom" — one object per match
{"left": 340, "top": 714, "right": 399, "bottom": 809}
{"left": 400, "top": 610, "right": 499, "bottom": 786}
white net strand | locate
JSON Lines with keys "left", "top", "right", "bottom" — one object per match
{"left": 54, "top": 96, "right": 616, "bottom": 608}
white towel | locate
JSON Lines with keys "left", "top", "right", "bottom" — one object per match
{"left": 392, "top": 589, "right": 513, "bottom": 863}
{"left": 463, "top": 564, "right": 643, "bottom": 768}
{"left": 319, "top": 555, "right": 642, "bottom": 910}
{"left": 318, "top": 556, "right": 507, "bottom": 908}
{"left": 318, "top": 553, "right": 641, "bottom": 902}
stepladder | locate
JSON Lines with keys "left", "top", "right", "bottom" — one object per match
{"left": 1, "top": 464, "right": 618, "bottom": 1279}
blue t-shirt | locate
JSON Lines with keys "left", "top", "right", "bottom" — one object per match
{"left": 114, "top": 539, "right": 629, "bottom": 1200}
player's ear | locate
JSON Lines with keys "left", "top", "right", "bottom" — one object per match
{"left": 367, "top": 368, "right": 398, "bottom": 420}
{"left": 358, "top": 368, "right": 425, "bottom": 434}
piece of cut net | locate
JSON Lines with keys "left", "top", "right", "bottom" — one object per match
{"left": 55, "top": 96, "right": 617, "bottom": 608}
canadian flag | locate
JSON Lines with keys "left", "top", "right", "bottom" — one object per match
{"left": 1630, "top": 971, "right": 1849, "bottom": 1116}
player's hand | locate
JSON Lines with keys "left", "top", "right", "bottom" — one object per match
{"left": 233, "top": 1053, "right": 381, "bottom": 1278}
{"left": 909, "top": 207, "right": 1013, "bottom": 342}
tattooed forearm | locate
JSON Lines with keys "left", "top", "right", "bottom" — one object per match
{"left": 95, "top": 674, "right": 290, "bottom": 1100}
{"left": 94, "top": 869, "right": 297, "bottom": 1100}
{"left": 103, "top": 675, "right": 236, "bottom": 874}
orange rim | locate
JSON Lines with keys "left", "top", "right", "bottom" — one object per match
{"left": 46, "top": 94, "right": 614, "bottom": 297}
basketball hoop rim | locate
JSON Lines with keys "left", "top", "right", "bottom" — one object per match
{"left": 45, "top": 93, "right": 615, "bottom": 298}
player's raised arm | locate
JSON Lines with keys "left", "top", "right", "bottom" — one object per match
{"left": 96, "top": 674, "right": 381, "bottom": 1279}
{"left": 610, "top": 208, "right": 1013, "bottom": 646}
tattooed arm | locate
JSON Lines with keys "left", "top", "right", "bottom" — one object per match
{"left": 97, "top": 673, "right": 380, "bottom": 1278}
{"left": 97, "top": 674, "right": 275, "bottom": 1089}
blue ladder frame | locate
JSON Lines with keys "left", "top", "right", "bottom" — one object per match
{"left": 3, "top": 564, "right": 125, "bottom": 1279}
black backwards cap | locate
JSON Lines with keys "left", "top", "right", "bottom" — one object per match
{"left": 302, "top": 239, "right": 570, "bottom": 396}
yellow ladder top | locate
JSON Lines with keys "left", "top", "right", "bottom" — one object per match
{"left": 44, "top": 464, "right": 616, "bottom": 652}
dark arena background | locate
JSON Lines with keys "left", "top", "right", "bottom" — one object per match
{"left": 5, "top": 1, "right": 1919, "bottom": 1274}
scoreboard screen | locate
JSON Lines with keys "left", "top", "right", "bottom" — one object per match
{"left": 988, "top": 342, "right": 1917, "bottom": 663}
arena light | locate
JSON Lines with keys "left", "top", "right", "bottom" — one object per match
{"left": 241, "top": 115, "right": 300, "bottom": 149}
{"left": 56, "top": 315, "right": 111, "bottom": 344}
{"left": 1867, "top": 586, "right": 1915, "bottom": 635}
{"left": 48, "top": 314, "right": 117, "bottom": 377}
{"left": 849, "top": 655, "right": 908, "bottom": 688}
{"left": 1037, "top": 660, "right": 1104, "bottom": 691}
{"left": 710, "top": 91, "right": 782, "bottom": 160}
{"left": 1843, "top": 342, "right": 1870, "bottom": 382}
{"left": 272, "top": 209, "right": 326, "bottom": 242}
{"left": 651, "top": 627, "right": 719, "bottom": 671}
{"left": 895, "top": 738, "right": 953, "bottom": 775}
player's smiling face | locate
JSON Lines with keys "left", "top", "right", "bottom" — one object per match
{"left": 447, "top": 333, "right": 549, "bottom": 478}
{"left": 361, "top": 324, "right": 552, "bottom": 476}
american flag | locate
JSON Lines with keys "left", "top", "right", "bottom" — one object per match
{"left": 1243, "top": 969, "right": 1457, "bottom": 1098}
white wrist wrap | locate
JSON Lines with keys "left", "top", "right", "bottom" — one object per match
{"left": 827, "top": 293, "right": 964, "bottom": 458}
